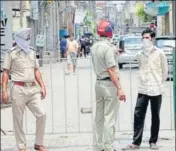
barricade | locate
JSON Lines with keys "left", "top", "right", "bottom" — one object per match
{"left": 1, "top": 57, "right": 174, "bottom": 137}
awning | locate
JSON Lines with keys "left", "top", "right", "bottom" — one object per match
{"left": 144, "top": 1, "right": 170, "bottom": 16}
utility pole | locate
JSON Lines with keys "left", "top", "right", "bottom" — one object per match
{"left": 39, "top": 2, "right": 45, "bottom": 67}
{"left": 93, "top": 1, "right": 96, "bottom": 21}
{"left": 172, "top": 0, "right": 176, "bottom": 129}
{"left": 20, "top": 1, "right": 23, "bottom": 28}
{"left": 172, "top": 1, "right": 175, "bottom": 36}
{"left": 56, "top": 1, "right": 60, "bottom": 59}
{"left": 114, "top": 4, "right": 118, "bottom": 33}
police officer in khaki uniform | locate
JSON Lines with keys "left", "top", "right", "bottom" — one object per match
{"left": 91, "top": 21, "right": 126, "bottom": 151}
{"left": 2, "top": 28, "right": 47, "bottom": 151}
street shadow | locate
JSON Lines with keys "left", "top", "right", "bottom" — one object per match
{"left": 120, "top": 67, "right": 139, "bottom": 71}
{"left": 1, "top": 148, "right": 15, "bottom": 151}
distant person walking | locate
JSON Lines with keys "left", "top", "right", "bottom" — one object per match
{"left": 80, "top": 35, "right": 86, "bottom": 57}
{"left": 65, "top": 34, "right": 79, "bottom": 75}
{"left": 60, "top": 36, "right": 67, "bottom": 60}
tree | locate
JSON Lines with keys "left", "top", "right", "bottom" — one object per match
{"left": 136, "top": 3, "right": 153, "bottom": 23}
{"left": 83, "top": 11, "right": 96, "bottom": 34}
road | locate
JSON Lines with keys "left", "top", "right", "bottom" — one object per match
{"left": 1, "top": 58, "right": 174, "bottom": 150}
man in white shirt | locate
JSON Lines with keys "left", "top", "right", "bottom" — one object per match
{"left": 123, "top": 28, "right": 168, "bottom": 150}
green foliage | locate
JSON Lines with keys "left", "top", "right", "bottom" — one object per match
{"left": 136, "top": 3, "right": 153, "bottom": 23}
{"left": 136, "top": 4, "right": 145, "bottom": 18}
{"left": 83, "top": 11, "right": 96, "bottom": 34}
{"left": 136, "top": 3, "right": 145, "bottom": 21}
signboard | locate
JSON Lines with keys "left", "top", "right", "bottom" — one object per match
{"left": 1, "top": 1, "right": 12, "bottom": 50}
{"left": 1, "top": 1, "right": 7, "bottom": 26}
{"left": 74, "top": 9, "right": 86, "bottom": 24}
{"left": 36, "top": 35, "right": 45, "bottom": 47}
{"left": 96, "top": 1, "right": 106, "bottom": 7}
{"left": 144, "top": 1, "right": 170, "bottom": 16}
{"left": 30, "top": 1, "right": 39, "bottom": 20}
{"left": 1, "top": 0, "right": 4, "bottom": 20}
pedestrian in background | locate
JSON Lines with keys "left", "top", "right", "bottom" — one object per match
{"left": 80, "top": 35, "right": 86, "bottom": 57}
{"left": 65, "top": 34, "right": 79, "bottom": 75}
{"left": 2, "top": 28, "right": 47, "bottom": 151}
{"left": 84, "top": 36, "right": 91, "bottom": 57}
{"left": 123, "top": 28, "right": 168, "bottom": 150}
{"left": 91, "top": 20, "right": 126, "bottom": 151}
{"left": 60, "top": 36, "right": 67, "bottom": 61}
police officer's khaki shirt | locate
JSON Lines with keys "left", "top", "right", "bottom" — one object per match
{"left": 91, "top": 38, "right": 119, "bottom": 79}
{"left": 3, "top": 46, "right": 39, "bottom": 82}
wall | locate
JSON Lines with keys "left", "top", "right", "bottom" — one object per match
{"left": 161, "top": 1, "right": 172, "bottom": 36}
{"left": 12, "top": 1, "right": 30, "bottom": 33}
{"left": 161, "top": 16, "right": 165, "bottom": 35}
{"left": 157, "top": 16, "right": 162, "bottom": 36}
{"left": 59, "top": 1, "right": 67, "bottom": 28}
{"left": 164, "top": 12, "right": 170, "bottom": 35}
{"left": 169, "top": 1, "right": 173, "bottom": 35}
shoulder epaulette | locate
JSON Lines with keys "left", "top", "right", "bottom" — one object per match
{"left": 7, "top": 46, "right": 17, "bottom": 53}
{"left": 29, "top": 46, "right": 36, "bottom": 51}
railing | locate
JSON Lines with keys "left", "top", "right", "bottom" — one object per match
{"left": 1, "top": 57, "right": 174, "bottom": 136}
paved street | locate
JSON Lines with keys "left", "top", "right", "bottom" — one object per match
{"left": 1, "top": 58, "right": 175, "bottom": 150}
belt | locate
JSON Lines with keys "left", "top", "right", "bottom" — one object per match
{"left": 97, "top": 77, "right": 111, "bottom": 81}
{"left": 13, "top": 81, "right": 36, "bottom": 87}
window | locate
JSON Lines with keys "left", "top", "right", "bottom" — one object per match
{"left": 125, "top": 37, "right": 142, "bottom": 45}
{"left": 156, "top": 39, "right": 175, "bottom": 48}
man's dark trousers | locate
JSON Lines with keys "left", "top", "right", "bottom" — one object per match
{"left": 132, "top": 93, "right": 162, "bottom": 146}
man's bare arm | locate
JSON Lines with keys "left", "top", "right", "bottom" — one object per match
{"left": 75, "top": 42, "right": 79, "bottom": 52}
{"left": 34, "top": 68, "right": 45, "bottom": 88}
{"left": 2, "top": 70, "right": 10, "bottom": 92}
{"left": 65, "top": 41, "right": 69, "bottom": 55}
{"left": 107, "top": 66, "right": 121, "bottom": 90}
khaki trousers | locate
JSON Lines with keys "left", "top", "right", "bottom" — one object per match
{"left": 93, "top": 80, "right": 120, "bottom": 151}
{"left": 10, "top": 84, "right": 46, "bottom": 149}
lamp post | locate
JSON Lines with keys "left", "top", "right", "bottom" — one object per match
{"left": 172, "top": 0, "right": 176, "bottom": 129}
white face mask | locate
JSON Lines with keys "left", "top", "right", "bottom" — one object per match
{"left": 14, "top": 28, "right": 32, "bottom": 54}
{"left": 143, "top": 39, "right": 154, "bottom": 50}
{"left": 15, "top": 38, "right": 31, "bottom": 54}
{"left": 142, "top": 39, "right": 154, "bottom": 51}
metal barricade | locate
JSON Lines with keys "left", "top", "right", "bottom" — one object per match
{"left": 1, "top": 56, "right": 174, "bottom": 137}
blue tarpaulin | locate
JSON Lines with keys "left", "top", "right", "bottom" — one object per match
{"left": 59, "top": 29, "right": 69, "bottom": 39}
{"left": 144, "top": 1, "right": 170, "bottom": 16}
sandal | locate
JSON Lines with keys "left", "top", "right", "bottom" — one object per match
{"left": 150, "top": 143, "right": 159, "bottom": 150}
{"left": 34, "top": 144, "right": 48, "bottom": 151}
{"left": 122, "top": 144, "right": 139, "bottom": 150}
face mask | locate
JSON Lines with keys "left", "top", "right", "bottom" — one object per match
{"left": 142, "top": 39, "right": 153, "bottom": 51}
{"left": 15, "top": 38, "right": 31, "bottom": 54}
{"left": 14, "top": 28, "right": 32, "bottom": 54}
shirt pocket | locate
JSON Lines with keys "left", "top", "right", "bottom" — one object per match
{"left": 140, "top": 72, "right": 148, "bottom": 82}
{"left": 149, "top": 56, "right": 161, "bottom": 70}
{"left": 27, "top": 53, "right": 35, "bottom": 68}
{"left": 28, "top": 58, "right": 35, "bottom": 68}
{"left": 12, "top": 57, "right": 26, "bottom": 69}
